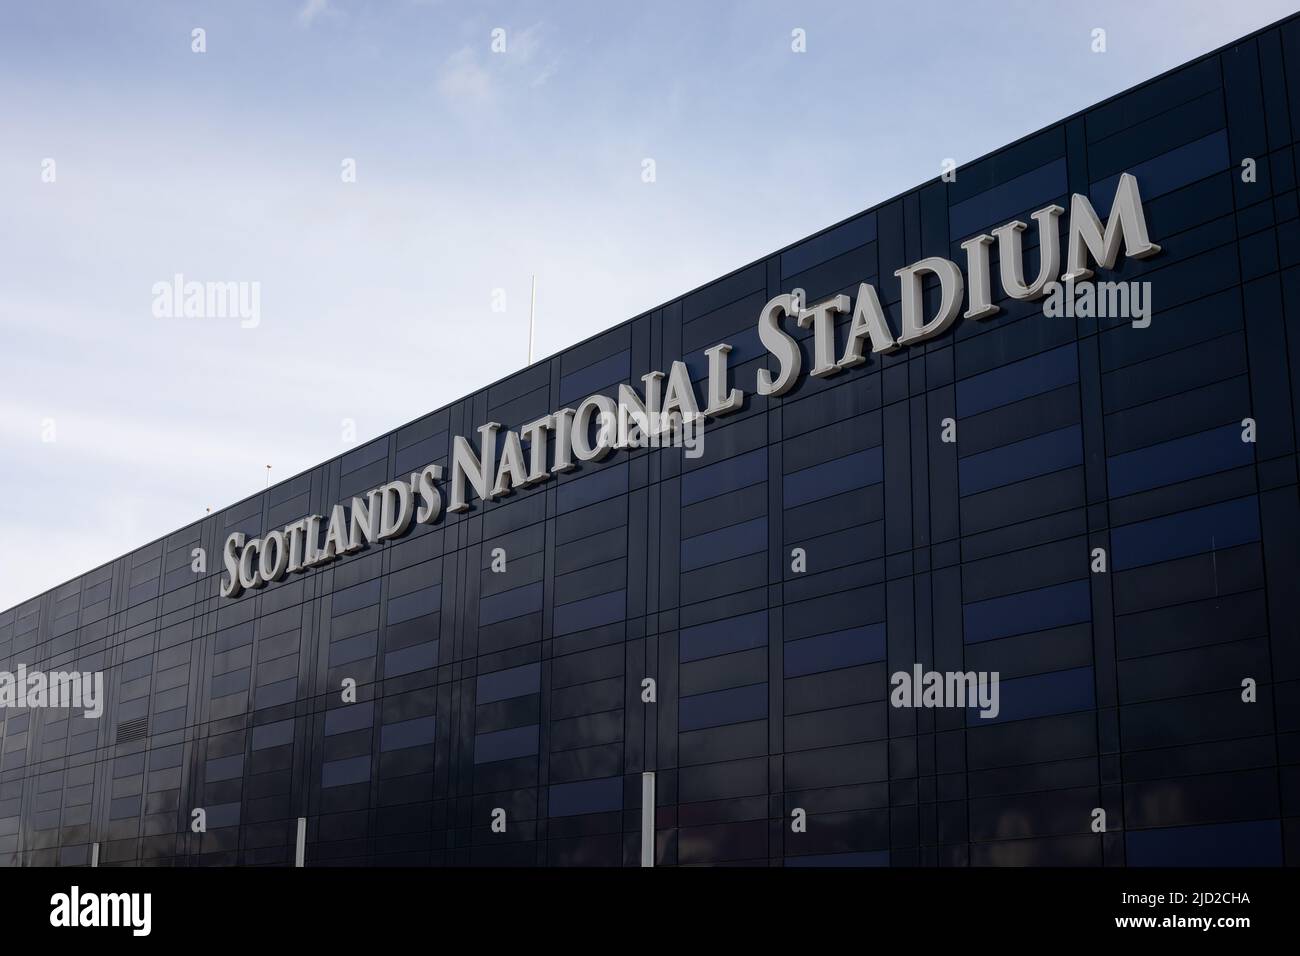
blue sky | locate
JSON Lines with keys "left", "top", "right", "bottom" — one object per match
{"left": 1, "top": 0, "right": 1295, "bottom": 610}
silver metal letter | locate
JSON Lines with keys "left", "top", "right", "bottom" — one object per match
{"left": 1063, "top": 172, "right": 1161, "bottom": 282}
{"left": 960, "top": 233, "right": 1000, "bottom": 319}
{"left": 797, "top": 295, "right": 849, "bottom": 378}
{"left": 993, "top": 204, "right": 1064, "bottom": 300}
{"left": 895, "top": 256, "right": 965, "bottom": 346}
{"left": 837, "top": 282, "right": 897, "bottom": 368}
{"left": 703, "top": 343, "right": 745, "bottom": 412}
{"left": 755, "top": 293, "right": 802, "bottom": 396}
{"left": 571, "top": 395, "right": 618, "bottom": 462}
{"left": 449, "top": 422, "right": 500, "bottom": 512}
{"left": 220, "top": 533, "right": 245, "bottom": 598}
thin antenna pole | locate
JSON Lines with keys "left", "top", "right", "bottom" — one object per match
{"left": 265, "top": 464, "right": 272, "bottom": 489}
{"left": 528, "top": 274, "right": 536, "bottom": 365}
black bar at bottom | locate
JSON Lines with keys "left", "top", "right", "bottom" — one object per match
{"left": 0, "top": 865, "right": 1287, "bottom": 942}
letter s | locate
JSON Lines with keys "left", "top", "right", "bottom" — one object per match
{"left": 755, "top": 294, "right": 802, "bottom": 396}
{"left": 415, "top": 464, "right": 443, "bottom": 524}
{"left": 220, "top": 533, "right": 245, "bottom": 598}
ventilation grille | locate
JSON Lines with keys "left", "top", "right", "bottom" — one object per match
{"left": 116, "top": 717, "right": 149, "bottom": 743}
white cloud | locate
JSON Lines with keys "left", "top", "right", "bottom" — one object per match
{"left": 298, "top": 0, "right": 329, "bottom": 27}
{"left": 437, "top": 47, "right": 495, "bottom": 106}
{"left": 436, "top": 23, "right": 555, "bottom": 103}
{"left": 509, "top": 23, "right": 544, "bottom": 63}
{"left": 532, "top": 58, "right": 560, "bottom": 88}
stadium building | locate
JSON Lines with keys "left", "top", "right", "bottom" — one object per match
{"left": 3, "top": 14, "right": 1300, "bottom": 867}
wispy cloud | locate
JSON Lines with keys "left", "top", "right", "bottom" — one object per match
{"left": 298, "top": 0, "right": 329, "bottom": 27}
{"left": 437, "top": 46, "right": 495, "bottom": 106}
{"left": 532, "top": 57, "right": 560, "bottom": 88}
{"left": 509, "top": 22, "right": 544, "bottom": 63}
{"left": 436, "top": 22, "right": 558, "bottom": 105}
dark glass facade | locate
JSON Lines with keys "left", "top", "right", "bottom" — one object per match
{"left": 4, "top": 15, "right": 1300, "bottom": 868}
